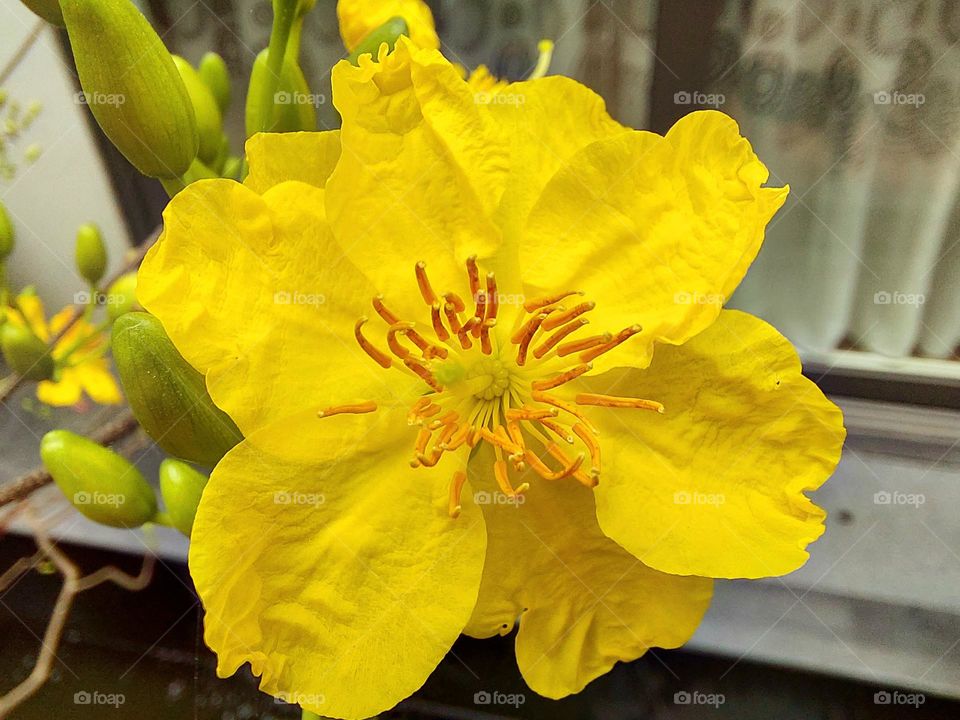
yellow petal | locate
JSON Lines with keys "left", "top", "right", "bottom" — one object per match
{"left": 326, "top": 39, "right": 505, "bottom": 318}
{"left": 337, "top": 0, "right": 440, "bottom": 52}
{"left": 244, "top": 130, "right": 341, "bottom": 194}
{"left": 13, "top": 294, "right": 50, "bottom": 341}
{"left": 76, "top": 360, "right": 123, "bottom": 405}
{"left": 138, "top": 178, "right": 393, "bottom": 435}
{"left": 37, "top": 371, "right": 82, "bottom": 407}
{"left": 191, "top": 405, "right": 485, "bottom": 720}
{"left": 588, "top": 310, "right": 845, "bottom": 579}
{"left": 463, "top": 446, "right": 712, "bottom": 698}
{"left": 522, "top": 110, "right": 788, "bottom": 371}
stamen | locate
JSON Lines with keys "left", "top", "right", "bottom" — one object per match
{"left": 479, "top": 427, "right": 523, "bottom": 455}
{"left": 528, "top": 39, "right": 554, "bottom": 81}
{"left": 430, "top": 303, "right": 450, "bottom": 341}
{"left": 428, "top": 411, "right": 458, "bottom": 430}
{"left": 407, "top": 397, "right": 432, "bottom": 425}
{"left": 575, "top": 393, "right": 664, "bottom": 413}
{"left": 542, "top": 301, "right": 595, "bottom": 331}
{"left": 545, "top": 444, "right": 587, "bottom": 481}
{"left": 532, "top": 390, "right": 598, "bottom": 434}
{"left": 444, "top": 292, "right": 466, "bottom": 313}
{"left": 448, "top": 470, "right": 467, "bottom": 518}
{"left": 387, "top": 322, "right": 416, "bottom": 359}
{"left": 317, "top": 401, "right": 377, "bottom": 418}
{"left": 472, "top": 292, "right": 487, "bottom": 337}
{"left": 523, "top": 290, "right": 582, "bottom": 313}
{"left": 458, "top": 317, "right": 478, "bottom": 349}
{"left": 516, "top": 313, "right": 548, "bottom": 366}
{"left": 506, "top": 406, "right": 558, "bottom": 421}
{"left": 536, "top": 417, "right": 574, "bottom": 444}
{"left": 557, "top": 333, "right": 612, "bottom": 358}
{"left": 579, "top": 325, "right": 642, "bottom": 363}
{"left": 466, "top": 255, "right": 481, "bottom": 298}
{"left": 493, "top": 457, "right": 527, "bottom": 497}
{"left": 531, "top": 363, "right": 592, "bottom": 391}
{"left": 404, "top": 358, "right": 443, "bottom": 392}
{"left": 533, "top": 318, "right": 589, "bottom": 359}
{"left": 443, "top": 302, "right": 463, "bottom": 334}
{"left": 485, "top": 273, "right": 499, "bottom": 321}
{"left": 524, "top": 444, "right": 584, "bottom": 481}
{"left": 480, "top": 319, "right": 495, "bottom": 355}
{"left": 441, "top": 424, "right": 471, "bottom": 451}
{"left": 416, "top": 449, "right": 444, "bottom": 467}
{"left": 372, "top": 295, "right": 400, "bottom": 324}
{"left": 354, "top": 318, "right": 392, "bottom": 369}
{"left": 572, "top": 422, "right": 601, "bottom": 477}
{"left": 415, "top": 261, "right": 438, "bottom": 305}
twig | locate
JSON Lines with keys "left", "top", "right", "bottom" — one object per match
{"left": 0, "top": 504, "right": 154, "bottom": 718}
{"left": 0, "top": 410, "right": 139, "bottom": 508}
{"left": 0, "top": 228, "right": 160, "bottom": 406}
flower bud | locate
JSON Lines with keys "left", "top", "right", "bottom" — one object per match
{"left": 105, "top": 272, "right": 140, "bottom": 321}
{"left": 40, "top": 430, "right": 157, "bottom": 528}
{"left": 347, "top": 16, "right": 409, "bottom": 64}
{"left": 1, "top": 323, "right": 54, "bottom": 381}
{"left": 198, "top": 52, "right": 231, "bottom": 115}
{"left": 75, "top": 222, "right": 107, "bottom": 286}
{"left": 111, "top": 313, "right": 242, "bottom": 467}
{"left": 0, "top": 200, "right": 13, "bottom": 260}
{"left": 245, "top": 49, "right": 315, "bottom": 136}
{"left": 171, "top": 56, "right": 223, "bottom": 166}
{"left": 158, "top": 459, "right": 208, "bottom": 536}
{"left": 19, "top": 0, "right": 64, "bottom": 26}
{"left": 60, "top": 0, "right": 198, "bottom": 179}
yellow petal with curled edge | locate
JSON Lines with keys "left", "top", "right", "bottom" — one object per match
{"left": 138, "top": 178, "right": 384, "bottom": 436}
{"left": 587, "top": 310, "right": 845, "bottom": 579}
{"left": 190, "top": 405, "right": 486, "bottom": 720}
{"left": 244, "top": 130, "right": 341, "bottom": 194}
{"left": 337, "top": 0, "right": 439, "bottom": 52}
{"left": 463, "top": 446, "right": 712, "bottom": 699}
{"left": 326, "top": 38, "right": 506, "bottom": 319}
{"left": 522, "top": 110, "right": 788, "bottom": 372}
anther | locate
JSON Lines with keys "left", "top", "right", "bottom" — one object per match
{"left": 415, "top": 261, "right": 438, "bottom": 305}
{"left": 531, "top": 363, "right": 592, "bottom": 391}
{"left": 557, "top": 333, "right": 612, "bottom": 358}
{"left": 523, "top": 290, "right": 582, "bottom": 312}
{"left": 317, "top": 401, "right": 378, "bottom": 418}
{"left": 466, "top": 256, "right": 481, "bottom": 298}
{"left": 480, "top": 319, "right": 496, "bottom": 355}
{"left": 448, "top": 470, "right": 468, "bottom": 518}
{"left": 516, "top": 313, "right": 548, "bottom": 366}
{"left": 443, "top": 302, "right": 463, "bottom": 334}
{"left": 387, "top": 322, "right": 416, "bottom": 359}
{"left": 354, "top": 318, "right": 392, "bottom": 369}
{"left": 533, "top": 318, "right": 589, "bottom": 359}
{"left": 404, "top": 358, "right": 443, "bottom": 392}
{"left": 430, "top": 303, "right": 450, "bottom": 341}
{"left": 579, "top": 325, "right": 642, "bottom": 363}
{"left": 532, "top": 391, "right": 599, "bottom": 434}
{"left": 458, "top": 318, "right": 478, "bottom": 349}
{"left": 542, "top": 301, "right": 595, "bottom": 331}
{"left": 444, "top": 292, "right": 466, "bottom": 313}
{"left": 472, "top": 291, "right": 487, "bottom": 336}
{"left": 485, "top": 273, "right": 499, "bottom": 321}
{"left": 494, "top": 459, "right": 519, "bottom": 497}
{"left": 505, "top": 406, "right": 558, "bottom": 421}
{"left": 372, "top": 295, "right": 400, "bottom": 324}
{"left": 537, "top": 417, "right": 574, "bottom": 444}
{"left": 575, "top": 393, "right": 664, "bottom": 413}
{"left": 572, "top": 422, "right": 601, "bottom": 476}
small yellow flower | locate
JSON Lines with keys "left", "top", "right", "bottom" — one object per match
{"left": 337, "top": 0, "right": 439, "bottom": 52}
{"left": 5, "top": 294, "right": 121, "bottom": 406}
{"left": 139, "top": 39, "right": 844, "bottom": 720}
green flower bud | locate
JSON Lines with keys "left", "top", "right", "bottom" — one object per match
{"left": 105, "top": 272, "right": 140, "bottom": 321}
{"left": 158, "top": 459, "right": 208, "bottom": 536}
{"left": 40, "top": 430, "right": 157, "bottom": 528}
{"left": 1, "top": 323, "right": 54, "bottom": 381}
{"left": 198, "top": 52, "right": 231, "bottom": 115}
{"left": 75, "top": 222, "right": 108, "bottom": 286}
{"left": 171, "top": 56, "right": 223, "bottom": 166}
{"left": 19, "top": 0, "right": 64, "bottom": 26}
{"left": 348, "top": 17, "right": 409, "bottom": 65}
{"left": 111, "top": 313, "right": 242, "bottom": 467}
{"left": 245, "top": 49, "right": 315, "bottom": 137}
{"left": 61, "top": 0, "right": 198, "bottom": 179}
{"left": 0, "top": 200, "right": 13, "bottom": 260}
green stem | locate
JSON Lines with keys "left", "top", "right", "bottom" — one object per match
{"left": 258, "top": 0, "right": 298, "bottom": 134}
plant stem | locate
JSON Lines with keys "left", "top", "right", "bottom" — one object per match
{"left": 258, "top": 0, "right": 298, "bottom": 134}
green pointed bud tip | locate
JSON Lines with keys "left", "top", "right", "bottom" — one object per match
{"left": 158, "top": 459, "right": 208, "bottom": 536}
{"left": 0, "top": 201, "right": 13, "bottom": 260}
{"left": 112, "top": 312, "right": 242, "bottom": 466}
{"left": 245, "top": 49, "right": 316, "bottom": 137}
{"left": 1, "top": 323, "right": 54, "bottom": 381}
{"left": 19, "top": 0, "right": 64, "bottom": 26}
{"left": 348, "top": 17, "right": 409, "bottom": 65}
{"left": 198, "top": 52, "right": 231, "bottom": 115}
{"left": 40, "top": 430, "right": 157, "bottom": 528}
{"left": 75, "top": 222, "right": 107, "bottom": 286}
{"left": 105, "top": 272, "right": 140, "bottom": 320}
{"left": 172, "top": 56, "right": 223, "bottom": 166}
{"left": 61, "top": 0, "right": 198, "bottom": 179}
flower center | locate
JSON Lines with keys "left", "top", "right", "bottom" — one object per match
{"left": 322, "top": 257, "right": 663, "bottom": 518}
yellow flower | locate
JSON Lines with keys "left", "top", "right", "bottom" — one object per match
{"left": 337, "top": 0, "right": 439, "bottom": 52}
{"left": 5, "top": 294, "right": 121, "bottom": 406}
{"left": 138, "top": 39, "right": 844, "bottom": 720}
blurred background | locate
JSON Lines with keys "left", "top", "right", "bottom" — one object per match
{"left": 1, "top": 0, "right": 959, "bottom": 718}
